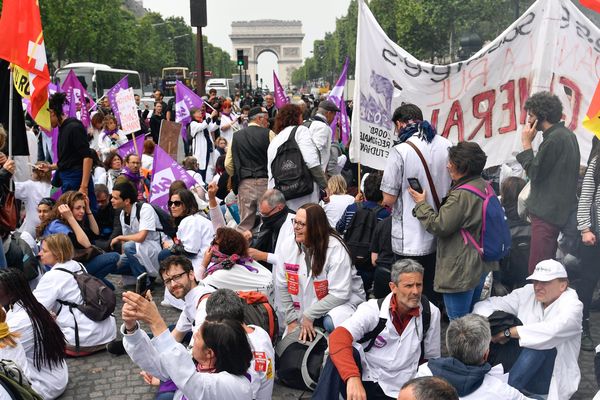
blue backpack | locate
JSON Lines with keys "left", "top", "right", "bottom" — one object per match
{"left": 457, "top": 182, "right": 511, "bottom": 262}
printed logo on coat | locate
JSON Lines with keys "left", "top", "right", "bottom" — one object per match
{"left": 254, "top": 351, "right": 268, "bottom": 372}
{"left": 313, "top": 280, "right": 329, "bottom": 300}
{"left": 373, "top": 335, "right": 387, "bottom": 348}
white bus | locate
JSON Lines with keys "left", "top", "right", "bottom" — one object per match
{"left": 53, "top": 62, "right": 143, "bottom": 100}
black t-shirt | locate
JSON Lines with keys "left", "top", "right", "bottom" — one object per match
{"left": 57, "top": 118, "right": 94, "bottom": 171}
{"left": 370, "top": 216, "right": 394, "bottom": 268}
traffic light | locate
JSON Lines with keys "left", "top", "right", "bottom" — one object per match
{"left": 237, "top": 50, "right": 244, "bottom": 67}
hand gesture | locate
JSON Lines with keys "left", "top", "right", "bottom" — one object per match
{"left": 408, "top": 186, "right": 427, "bottom": 204}
{"left": 207, "top": 181, "right": 218, "bottom": 201}
{"left": 1, "top": 158, "right": 15, "bottom": 174}
{"left": 0, "top": 153, "right": 7, "bottom": 166}
{"left": 122, "top": 291, "right": 167, "bottom": 336}
{"left": 58, "top": 204, "right": 74, "bottom": 221}
{"left": 522, "top": 117, "right": 538, "bottom": 147}
{"left": 140, "top": 371, "right": 160, "bottom": 386}
{"left": 81, "top": 193, "right": 91, "bottom": 213}
{"left": 299, "top": 316, "right": 316, "bottom": 342}
{"left": 582, "top": 231, "right": 597, "bottom": 246}
{"left": 36, "top": 162, "right": 52, "bottom": 173}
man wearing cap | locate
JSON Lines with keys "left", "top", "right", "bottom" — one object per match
{"left": 473, "top": 259, "right": 582, "bottom": 400}
{"left": 225, "top": 106, "right": 275, "bottom": 231}
{"left": 304, "top": 99, "right": 340, "bottom": 173}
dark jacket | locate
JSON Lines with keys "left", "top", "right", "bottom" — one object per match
{"left": 516, "top": 122, "right": 580, "bottom": 227}
{"left": 231, "top": 124, "right": 270, "bottom": 180}
{"left": 428, "top": 357, "right": 492, "bottom": 397}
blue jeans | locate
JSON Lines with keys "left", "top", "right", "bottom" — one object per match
{"left": 158, "top": 248, "right": 172, "bottom": 263}
{"left": 115, "top": 241, "right": 146, "bottom": 277}
{"left": 508, "top": 348, "right": 557, "bottom": 396}
{"left": 57, "top": 169, "right": 97, "bottom": 212}
{"left": 443, "top": 272, "right": 487, "bottom": 320}
{"left": 0, "top": 247, "right": 6, "bottom": 269}
{"left": 85, "top": 252, "right": 119, "bottom": 290}
{"left": 314, "top": 315, "right": 335, "bottom": 333}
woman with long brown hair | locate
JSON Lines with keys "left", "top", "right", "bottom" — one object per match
{"left": 275, "top": 203, "right": 365, "bottom": 341}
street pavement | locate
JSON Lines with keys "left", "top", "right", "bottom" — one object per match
{"left": 57, "top": 277, "right": 598, "bottom": 399}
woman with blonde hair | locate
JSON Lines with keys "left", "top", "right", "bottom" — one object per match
{"left": 322, "top": 175, "right": 355, "bottom": 227}
{"left": 33, "top": 234, "right": 116, "bottom": 357}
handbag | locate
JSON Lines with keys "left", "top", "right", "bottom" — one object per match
{"left": 73, "top": 245, "right": 104, "bottom": 263}
{"left": 0, "top": 191, "right": 17, "bottom": 232}
{"left": 405, "top": 141, "right": 441, "bottom": 210}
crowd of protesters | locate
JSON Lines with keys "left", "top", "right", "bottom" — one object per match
{"left": 0, "top": 86, "right": 598, "bottom": 400}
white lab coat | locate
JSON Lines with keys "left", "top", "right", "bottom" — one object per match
{"left": 418, "top": 363, "right": 532, "bottom": 400}
{"left": 120, "top": 203, "right": 163, "bottom": 276}
{"left": 176, "top": 214, "right": 214, "bottom": 281}
{"left": 33, "top": 260, "right": 117, "bottom": 348}
{"left": 202, "top": 261, "right": 274, "bottom": 304}
{"left": 173, "top": 283, "right": 215, "bottom": 335}
{"left": 307, "top": 115, "right": 332, "bottom": 172}
{"left": 219, "top": 113, "right": 238, "bottom": 144}
{"left": 340, "top": 293, "right": 441, "bottom": 398}
{"left": 14, "top": 180, "right": 51, "bottom": 237}
{"left": 98, "top": 130, "right": 128, "bottom": 160}
{"left": 247, "top": 325, "right": 275, "bottom": 400}
{"left": 321, "top": 194, "right": 355, "bottom": 227}
{"left": 6, "top": 303, "right": 69, "bottom": 400}
{"left": 275, "top": 233, "right": 365, "bottom": 326}
{"left": 267, "top": 125, "right": 321, "bottom": 211}
{"left": 190, "top": 119, "right": 217, "bottom": 171}
{"left": 123, "top": 326, "right": 252, "bottom": 400}
{"left": 473, "top": 285, "right": 582, "bottom": 400}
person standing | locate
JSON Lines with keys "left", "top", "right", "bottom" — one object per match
{"left": 516, "top": 91, "right": 580, "bottom": 273}
{"left": 305, "top": 99, "right": 340, "bottom": 173}
{"left": 225, "top": 106, "right": 274, "bottom": 231}
{"left": 265, "top": 94, "right": 278, "bottom": 130}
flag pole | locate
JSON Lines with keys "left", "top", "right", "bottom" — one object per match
{"left": 357, "top": 162, "right": 362, "bottom": 195}
{"left": 8, "top": 66, "right": 13, "bottom": 158}
{"left": 132, "top": 133, "right": 140, "bottom": 157}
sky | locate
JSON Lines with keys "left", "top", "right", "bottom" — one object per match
{"left": 142, "top": 0, "right": 352, "bottom": 88}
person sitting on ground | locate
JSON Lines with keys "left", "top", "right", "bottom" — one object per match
{"left": 33, "top": 234, "right": 116, "bottom": 357}
{"left": 322, "top": 175, "right": 355, "bottom": 228}
{"left": 313, "top": 259, "right": 440, "bottom": 399}
{"left": 15, "top": 161, "right": 52, "bottom": 238}
{"left": 93, "top": 184, "right": 116, "bottom": 251}
{"left": 0, "top": 268, "right": 68, "bottom": 399}
{"left": 473, "top": 259, "right": 582, "bottom": 399}
{"left": 114, "top": 153, "right": 149, "bottom": 201}
{"left": 98, "top": 152, "right": 123, "bottom": 194}
{"left": 0, "top": 306, "right": 32, "bottom": 392}
{"left": 121, "top": 291, "right": 253, "bottom": 399}
{"left": 276, "top": 203, "right": 366, "bottom": 339}
{"left": 142, "top": 139, "right": 155, "bottom": 171}
{"left": 398, "top": 376, "right": 459, "bottom": 400}
{"left": 418, "top": 314, "right": 532, "bottom": 399}
{"left": 200, "top": 227, "right": 274, "bottom": 302}
{"left": 36, "top": 190, "right": 120, "bottom": 287}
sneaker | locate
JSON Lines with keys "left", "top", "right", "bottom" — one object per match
{"left": 106, "top": 340, "right": 126, "bottom": 356}
{"left": 581, "top": 332, "right": 595, "bottom": 352}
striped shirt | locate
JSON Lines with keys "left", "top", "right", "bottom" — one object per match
{"left": 577, "top": 156, "right": 600, "bottom": 233}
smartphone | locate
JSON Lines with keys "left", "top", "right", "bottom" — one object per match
{"left": 136, "top": 272, "right": 149, "bottom": 296}
{"left": 408, "top": 178, "right": 424, "bottom": 194}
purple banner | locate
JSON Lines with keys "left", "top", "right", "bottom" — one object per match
{"left": 328, "top": 57, "right": 351, "bottom": 145}
{"left": 117, "top": 134, "right": 145, "bottom": 159}
{"left": 273, "top": 71, "right": 289, "bottom": 109}
{"left": 61, "top": 70, "right": 91, "bottom": 128}
{"left": 106, "top": 75, "right": 129, "bottom": 126}
{"left": 149, "top": 146, "right": 201, "bottom": 212}
{"left": 175, "top": 81, "right": 204, "bottom": 140}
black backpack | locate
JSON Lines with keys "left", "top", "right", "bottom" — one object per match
{"left": 358, "top": 295, "right": 431, "bottom": 357}
{"left": 343, "top": 204, "right": 384, "bottom": 269}
{"left": 135, "top": 202, "right": 177, "bottom": 239}
{"left": 270, "top": 126, "right": 315, "bottom": 200}
{"left": 56, "top": 264, "right": 116, "bottom": 350}
{"left": 3, "top": 233, "right": 40, "bottom": 281}
{"left": 500, "top": 220, "right": 531, "bottom": 289}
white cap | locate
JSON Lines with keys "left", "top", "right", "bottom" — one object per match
{"left": 526, "top": 259, "right": 568, "bottom": 282}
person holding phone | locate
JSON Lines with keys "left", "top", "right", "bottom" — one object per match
{"left": 516, "top": 92, "right": 580, "bottom": 274}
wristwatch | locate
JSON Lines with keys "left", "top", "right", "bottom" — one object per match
{"left": 503, "top": 328, "right": 511, "bottom": 338}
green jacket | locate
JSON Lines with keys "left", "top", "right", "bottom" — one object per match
{"left": 413, "top": 176, "right": 498, "bottom": 293}
{"left": 516, "top": 122, "right": 580, "bottom": 227}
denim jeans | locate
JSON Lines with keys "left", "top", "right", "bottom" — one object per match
{"left": 314, "top": 315, "right": 335, "bottom": 333}
{"left": 115, "top": 241, "right": 146, "bottom": 277}
{"left": 85, "top": 252, "right": 119, "bottom": 290}
{"left": 443, "top": 272, "right": 487, "bottom": 320}
{"left": 58, "top": 169, "right": 98, "bottom": 212}
{"left": 0, "top": 247, "right": 6, "bottom": 269}
{"left": 508, "top": 347, "right": 557, "bottom": 396}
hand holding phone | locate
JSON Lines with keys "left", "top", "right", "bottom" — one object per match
{"left": 136, "top": 272, "right": 149, "bottom": 298}
{"left": 408, "top": 178, "right": 423, "bottom": 194}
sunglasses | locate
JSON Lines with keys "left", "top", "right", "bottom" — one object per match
{"left": 168, "top": 200, "right": 183, "bottom": 208}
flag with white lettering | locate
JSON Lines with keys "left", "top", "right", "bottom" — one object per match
{"left": 61, "top": 70, "right": 92, "bottom": 128}
{"left": 328, "top": 57, "right": 351, "bottom": 145}
{"left": 273, "top": 71, "right": 289, "bottom": 109}
{"left": 149, "top": 146, "right": 200, "bottom": 211}
{"left": 106, "top": 75, "right": 129, "bottom": 126}
{"left": 175, "top": 81, "right": 204, "bottom": 140}
{"left": 117, "top": 134, "right": 145, "bottom": 159}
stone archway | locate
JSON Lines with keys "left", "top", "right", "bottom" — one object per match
{"left": 230, "top": 19, "right": 304, "bottom": 88}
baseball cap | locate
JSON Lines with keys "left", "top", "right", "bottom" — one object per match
{"left": 526, "top": 259, "right": 568, "bottom": 282}
{"left": 318, "top": 99, "right": 341, "bottom": 112}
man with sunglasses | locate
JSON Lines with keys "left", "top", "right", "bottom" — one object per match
{"left": 225, "top": 106, "right": 275, "bottom": 232}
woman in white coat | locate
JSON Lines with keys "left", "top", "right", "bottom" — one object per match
{"left": 190, "top": 107, "right": 218, "bottom": 183}
{"left": 33, "top": 233, "right": 117, "bottom": 356}
{"left": 276, "top": 203, "right": 365, "bottom": 341}
{"left": 0, "top": 268, "right": 68, "bottom": 399}
{"left": 98, "top": 115, "right": 127, "bottom": 161}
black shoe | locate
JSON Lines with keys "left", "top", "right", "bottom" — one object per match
{"left": 106, "top": 340, "right": 126, "bottom": 356}
{"left": 582, "top": 319, "right": 595, "bottom": 352}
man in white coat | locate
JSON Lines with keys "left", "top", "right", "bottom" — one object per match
{"left": 473, "top": 259, "right": 582, "bottom": 400}
{"left": 305, "top": 99, "right": 339, "bottom": 172}
{"left": 418, "top": 314, "right": 532, "bottom": 399}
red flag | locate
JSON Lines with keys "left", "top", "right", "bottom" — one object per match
{"left": 581, "top": 0, "right": 600, "bottom": 13}
{"left": 0, "top": 0, "right": 51, "bottom": 130}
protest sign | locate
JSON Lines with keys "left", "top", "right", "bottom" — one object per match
{"left": 158, "top": 120, "right": 183, "bottom": 162}
{"left": 115, "top": 88, "right": 141, "bottom": 134}
{"left": 117, "top": 134, "right": 145, "bottom": 159}
{"left": 350, "top": 0, "right": 597, "bottom": 170}
{"left": 149, "top": 146, "right": 200, "bottom": 211}
{"left": 107, "top": 75, "right": 128, "bottom": 126}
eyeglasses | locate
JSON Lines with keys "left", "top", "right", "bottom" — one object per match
{"left": 291, "top": 218, "right": 306, "bottom": 228}
{"left": 168, "top": 200, "right": 183, "bottom": 208}
{"left": 163, "top": 271, "right": 187, "bottom": 286}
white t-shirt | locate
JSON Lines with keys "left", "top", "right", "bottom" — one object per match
{"left": 14, "top": 180, "right": 51, "bottom": 237}
{"left": 322, "top": 194, "right": 355, "bottom": 227}
{"left": 121, "top": 203, "right": 163, "bottom": 276}
{"left": 142, "top": 154, "right": 154, "bottom": 171}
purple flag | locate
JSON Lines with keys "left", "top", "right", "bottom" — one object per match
{"left": 273, "top": 71, "right": 289, "bottom": 109}
{"left": 61, "top": 70, "right": 91, "bottom": 128}
{"left": 116, "top": 134, "right": 145, "bottom": 159}
{"left": 106, "top": 75, "right": 129, "bottom": 126}
{"left": 328, "top": 57, "right": 351, "bottom": 145}
{"left": 149, "top": 146, "right": 201, "bottom": 212}
{"left": 175, "top": 81, "right": 204, "bottom": 140}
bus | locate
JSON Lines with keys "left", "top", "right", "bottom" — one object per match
{"left": 161, "top": 67, "right": 190, "bottom": 97}
{"left": 53, "top": 62, "right": 143, "bottom": 100}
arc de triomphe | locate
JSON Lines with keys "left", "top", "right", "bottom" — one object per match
{"left": 230, "top": 19, "right": 304, "bottom": 89}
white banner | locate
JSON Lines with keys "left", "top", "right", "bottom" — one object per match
{"left": 115, "top": 88, "right": 141, "bottom": 134}
{"left": 351, "top": 0, "right": 597, "bottom": 170}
